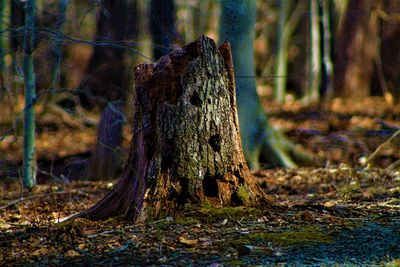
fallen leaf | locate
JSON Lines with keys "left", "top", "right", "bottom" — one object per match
{"left": 32, "top": 247, "right": 50, "bottom": 257}
{"left": 324, "top": 201, "right": 336, "bottom": 208}
{"left": 178, "top": 236, "right": 198, "bottom": 246}
{"left": 64, "top": 250, "right": 80, "bottom": 257}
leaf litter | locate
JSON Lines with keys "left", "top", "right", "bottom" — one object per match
{"left": 1, "top": 97, "right": 400, "bottom": 265}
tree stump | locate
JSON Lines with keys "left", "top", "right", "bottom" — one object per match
{"left": 81, "top": 36, "right": 269, "bottom": 222}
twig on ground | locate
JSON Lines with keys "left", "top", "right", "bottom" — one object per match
{"left": 385, "top": 159, "right": 400, "bottom": 172}
{"left": 37, "top": 168, "right": 71, "bottom": 184}
{"left": 366, "top": 129, "right": 400, "bottom": 165}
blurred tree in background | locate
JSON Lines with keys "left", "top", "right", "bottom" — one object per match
{"left": 334, "top": 0, "right": 377, "bottom": 99}
{"left": 77, "top": 0, "right": 136, "bottom": 109}
{"left": 219, "top": 0, "right": 313, "bottom": 169}
{"left": 149, "top": 0, "right": 177, "bottom": 60}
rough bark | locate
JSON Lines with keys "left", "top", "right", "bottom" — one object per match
{"left": 334, "top": 0, "right": 378, "bottom": 99}
{"left": 79, "top": 36, "right": 269, "bottom": 222}
{"left": 86, "top": 101, "right": 125, "bottom": 180}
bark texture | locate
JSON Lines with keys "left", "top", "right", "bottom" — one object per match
{"left": 80, "top": 36, "right": 269, "bottom": 221}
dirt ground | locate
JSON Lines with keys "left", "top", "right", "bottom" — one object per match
{"left": 1, "top": 97, "right": 400, "bottom": 266}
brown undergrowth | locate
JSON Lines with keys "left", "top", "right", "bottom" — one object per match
{"left": 1, "top": 97, "right": 400, "bottom": 265}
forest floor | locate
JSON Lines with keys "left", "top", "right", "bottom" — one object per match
{"left": 1, "top": 97, "right": 400, "bottom": 266}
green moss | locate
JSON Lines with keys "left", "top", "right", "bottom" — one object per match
{"left": 175, "top": 217, "right": 200, "bottom": 225}
{"left": 200, "top": 206, "right": 263, "bottom": 219}
{"left": 237, "top": 185, "right": 250, "bottom": 204}
{"left": 337, "top": 179, "right": 361, "bottom": 200}
{"left": 201, "top": 199, "right": 212, "bottom": 209}
{"left": 223, "top": 260, "right": 245, "bottom": 265}
{"left": 242, "top": 227, "right": 332, "bottom": 246}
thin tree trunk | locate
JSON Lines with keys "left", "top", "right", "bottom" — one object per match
{"left": 22, "top": 0, "right": 37, "bottom": 189}
{"left": 77, "top": 37, "right": 270, "bottom": 222}
{"left": 274, "top": 0, "right": 305, "bottom": 103}
{"left": 0, "top": 0, "right": 5, "bottom": 93}
{"left": 307, "top": 0, "right": 321, "bottom": 103}
{"left": 49, "top": 0, "right": 68, "bottom": 90}
{"left": 320, "top": 0, "right": 334, "bottom": 99}
{"left": 274, "top": 0, "right": 291, "bottom": 103}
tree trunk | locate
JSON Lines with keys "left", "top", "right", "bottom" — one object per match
{"left": 333, "top": 0, "right": 377, "bottom": 99}
{"left": 22, "top": 0, "right": 37, "bottom": 189}
{"left": 219, "top": 0, "right": 314, "bottom": 169}
{"left": 49, "top": 0, "right": 69, "bottom": 90}
{"left": 371, "top": 0, "right": 400, "bottom": 103}
{"left": 306, "top": 0, "right": 321, "bottom": 103}
{"left": 86, "top": 101, "right": 125, "bottom": 180}
{"left": 149, "top": 0, "right": 177, "bottom": 60}
{"left": 0, "top": 0, "right": 5, "bottom": 93}
{"left": 274, "top": 0, "right": 291, "bottom": 103}
{"left": 320, "top": 0, "right": 334, "bottom": 99}
{"left": 79, "top": 36, "right": 269, "bottom": 222}
{"left": 78, "top": 0, "right": 129, "bottom": 109}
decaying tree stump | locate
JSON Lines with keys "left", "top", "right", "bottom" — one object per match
{"left": 80, "top": 36, "right": 270, "bottom": 222}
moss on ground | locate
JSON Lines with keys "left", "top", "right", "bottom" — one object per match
{"left": 237, "top": 185, "right": 251, "bottom": 204}
{"left": 199, "top": 206, "right": 263, "bottom": 220}
{"left": 237, "top": 226, "right": 332, "bottom": 246}
{"left": 174, "top": 217, "right": 200, "bottom": 225}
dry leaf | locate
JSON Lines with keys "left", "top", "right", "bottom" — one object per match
{"left": 178, "top": 236, "right": 198, "bottom": 246}
{"left": 64, "top": 250, "right": 80, "bottom": 257}
{"left": 324, "top": 201, "right": 336, "bottom": 208}
{"left": 32, "top": 247, "right": 50, "bottom": 257}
